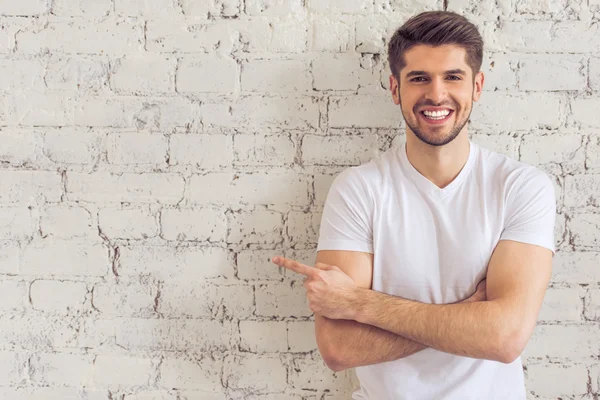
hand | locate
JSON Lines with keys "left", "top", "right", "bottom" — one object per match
{"left": 462, "top": 279, "right": 487, "bottom": 304}
{"left": 271, "top": 256, "right": 358, "bottom": 320}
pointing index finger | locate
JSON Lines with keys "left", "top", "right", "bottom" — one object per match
{"left": 272, "top": 256, "right": 318, "bottom": 278}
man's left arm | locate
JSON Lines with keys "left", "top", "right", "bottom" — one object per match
{"left": 353, "top": 240, "right": 553, "bottom": 363}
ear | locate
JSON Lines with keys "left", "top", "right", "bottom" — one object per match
{"left": 472, "top": 71, "right": 484, "bottom": 102}
{"left": 389, "top": 74, "right": 401, "bottom": 105}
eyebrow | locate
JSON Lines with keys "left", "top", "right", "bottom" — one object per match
{"left": 405, "top": 69, "right": 467, "bottom": 78}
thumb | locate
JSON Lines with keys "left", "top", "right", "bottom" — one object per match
{"left": 315, "top": 262, "right": 336, "bottom": 271}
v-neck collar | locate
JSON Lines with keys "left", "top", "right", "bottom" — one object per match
{"left": 398, "top": 140, "right": 478, "bottom": 199}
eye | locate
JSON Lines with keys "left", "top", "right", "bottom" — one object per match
{"left": 447, "top": 75, "right": 461, "bottom": 80}
{"left": 410, "top": 77, "right": 427, "bottom": 82}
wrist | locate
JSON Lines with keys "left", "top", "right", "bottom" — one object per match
{"left": 349, "top": 287, "right": 368, "bottom": 323}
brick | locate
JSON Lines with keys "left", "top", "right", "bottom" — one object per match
{"left": 0, "top": 315, "right": 77, "bottom": 349}
{"left": 0, "top": 206, "right": 34, "bottom": 239}
{"left": 3, "top": 93, "right": 72, "bottom": 126}
{"left": 314, "top": 173, "right": 338, "bottom": 207}
{"left": 115, "top": 0, "right": 181, "bottom": 16}
{"left": 245, "top": 0, "right": 303, "bottom": 16}
{"left": 0, "top": 388, "right": 106, "bottom": 400}
{"left": 552, "top": 251, "right": 600, "bottom": 283}
{"left": 44, "top": 56, "right": 110, "bottom": 92}
{"left": 118, "top": 246, "right": 235, "bottom": 280}
{"left": 0, "top": 171, "right": 62, "bottom": 204}
{"left": 519, "top": 55, "right": 586, "bottom": 91}
{"left": 94, "top": 355, "right": 156, "bottom": 388}
{"left": 520, "top": 134, "right": 584, "bottom": 168}
{"left": 0, "top": 27, "right": 9, "bottom": 53}
{"left": 0, "top": 0, "right": 46, "bottom": 15}
{"left": 17, "top": 20, "right": 143, "bottom": 55}
{"left": 233, "top": 133, "right": 295, "bottom": 166}
{"left": 585, "top": 289, "right": 600, "bottom": 321}
{"left": 270, "top": 16, "right": 308, "bottom": 53}
{"left": 538, "top": 287, "right": 584, "bottom": 322}
{"left": 312, "top": 54, "right": 365, "bottom": 91}
{"left": 355, "top": 16, "right": 395, "bottom": 53}
{"left": 106, "top": 132, "right": 168, "bottom": 165}
{"left": 224, "top": 354, "right": 287, "bottom": 391}
{"left": 493, "top": 21, "right": 600, "bottom": 53}
{"left": 31, "top": 353, "right": 93, "bottom": 386}
{"left": 159, "top": 357, "right": 221, "bottom": 390}
{"left": 146, "top": 20, "right": 270, "bottom": 53}
{"left": 564, "top": 175, "right": 600, "bottom": 209}
{"left": 329, "top": 95, "right": 402, "bottom": 128}
{"left": 43, "top": 129, "right": 103, "bottom": 165}
{"left": 113, "top": 319, "right": 235, "bottom": 351}
{"left": 161, "top": 208, "right": 226, "bottom": 242}
{"left": 526, "top": 364, "right": 588, "bottom": 398}
{"left": 181, "top": 0, "right": 241, "bottom": 17}
{"left": 0, "top": 243, "right": 19, "bottom": 274}
{"left": 0, "top": 281, "right": 27, "bottom": 312}
{"left": 286, "top": 211, "right": 321, "bottom": 247}
{"left": 592, "top": 364, "right": 600, "bottom": 394}
{"left": 93, "top": 282, "right": 156, "bottom": 317}
{"left": 21, "top": 241, "right": 108, "bottom": 277}
{"left": 236, "top": 250, "right": 287, "bottom": 281}
{"left": 0, "top": 129, "right": 40, "bottom": 165}
{"left": 591, "top": 57, "right": 600, "bottom": 90}
{"left": 523, "top": 325, "right": 600, "bottom": 360}
{"left": 202, "top": 96, "right": 320, "bottom": 130}
{"left": 123, "top": 392, "right": 178, "bottom": 400}
{"left": 376, "top": 0, "right": 438, "bottom": 13}
{"left": 170, "top": 134, "right": 233, "bottom": 169}
{"left": 569, "top": 214, "right": 600, "bottom": 248}
{"left": 307, "top": 0, "right": 372, "bottom": 13}
{"left": 51, "top": 0, "right": 112, "bottom": 16}
{"left": 242, "top": 59, "right": 310, "bottom": 93}
{"left": 0, "top": 351, "right": 24, "bottom": 385}
{"left": 67, "top": 172, "right": 185, "bottom": 204}
{"left": 310, "top": 16, "right": 352, "bottom": 52}
{"left": 255, "top": 281, "right": 311, "bottom": 317}
{"left": 302, "top": 134, "right": 378, "bottom": 166}
{"left": 287, "top": 321, "right": 318, "bottom": 352}
{"left": 474, "top": 92, "right": 561, "bottom": 130}
{"left": 470, "top": 134, "right": 519, "bottom": 160}
{"left": 159, "top": 283, "right": 254, "bottom": 319}
{"left": 0, "top": 59, "right": 45, "bottom": 91}
{"left": 289, "top": 356, "right": 350, "bottom": 391}
{"left": 75, "top": 97, "right": 198, "bottom": 129}
{"left": 239, "top": 321, "right": 287, "bottom": 352}
{"left": 177, "top": 55, "right": 238, "bottom": 93}
{"left": 189, "top": 172, "right": 310, "bottom": 207}
{"left": 30, "top": 280, "right": 88, "bottom": 314}
{"left": 40, "top": 205, "right": 94, "bottom": 239}
{"left": 228, "top": 210, "right": 283, "bottom": 245}
{"left": 111, "top": 55, "right": 175, "bottom": 94}
{"left": 571, "top": 97, "right": 600, "bottom": 128}
{"left": 587, "top": 135, "right": 600, "bottom": 171}
{"left": 481, "top": 52, "right": 517, "bottom": 91}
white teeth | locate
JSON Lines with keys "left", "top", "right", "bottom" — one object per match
{"left": 423, "top": 110, "right": 450, "bottom": 118}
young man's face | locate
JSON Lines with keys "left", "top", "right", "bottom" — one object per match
{"left": 390, "top": 44, "right": 484, "bottom": 147}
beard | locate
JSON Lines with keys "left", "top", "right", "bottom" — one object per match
{"left": 399, "top": 92, "right": 473, "bottom": 147}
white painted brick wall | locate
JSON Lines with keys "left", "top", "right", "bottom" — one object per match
{"left": 0, "top": 0, "right": 598, "bottom": 398}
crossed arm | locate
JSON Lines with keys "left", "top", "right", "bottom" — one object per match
{"left": 272, "top": 240, "right": 553, "bottom": 372}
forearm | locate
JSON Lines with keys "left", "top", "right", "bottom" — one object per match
{"left": 316, "top": 314, "right": 427, "bottom": 371}
{"left": 353, "top": 289, "right": 511, "bottom": 362}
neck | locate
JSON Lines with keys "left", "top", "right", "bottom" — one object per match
{"left": 404, "top": 131, "right": 471, "bottom": 189}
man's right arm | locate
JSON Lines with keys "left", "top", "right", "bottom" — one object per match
{"left": 314, "top": 249, "right": 428, "bottom": 372}
{"left": 314, "top": 249, "right": 485, "bottom": 372}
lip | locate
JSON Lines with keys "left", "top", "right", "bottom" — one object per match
{"left": 418, "top": 109, "right": 454, "bottom": 125}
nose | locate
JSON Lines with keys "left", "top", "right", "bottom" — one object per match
{"left": 424, "top": 77, "right": 448, "bottom": 105}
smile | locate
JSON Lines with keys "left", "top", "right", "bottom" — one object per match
{"left": 419, "top": 110, "right": 454, "bottom": 124}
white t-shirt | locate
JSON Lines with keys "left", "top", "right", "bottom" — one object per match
{"left": 316, "top": 140, "right": 556, "bottom": 400}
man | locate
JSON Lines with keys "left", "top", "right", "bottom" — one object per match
{"left": 272, "top": 11, "right": 556, "bottom": 400}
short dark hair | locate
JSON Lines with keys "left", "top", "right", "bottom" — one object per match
{"left": 387, "top": 11, "right": 484, "bottom": 78}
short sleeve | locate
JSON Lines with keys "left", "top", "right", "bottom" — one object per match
{"left": 499, "top": 168, "right": 557, "bottom": 254}
{"left": 317, "top": 168, "right": 374, "bottom": 254}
